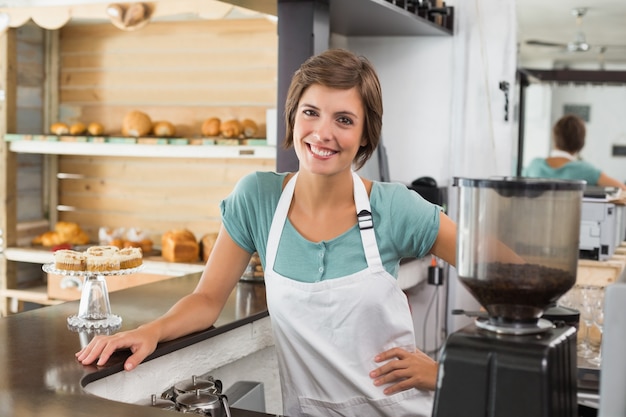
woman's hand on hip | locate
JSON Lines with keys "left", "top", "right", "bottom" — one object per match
{"left": 370, "top": 347, "right": 438, "bottom": 393}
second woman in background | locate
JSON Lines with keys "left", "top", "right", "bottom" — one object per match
{"left": 523, "top": 114, "right": 626, "bottom": 190}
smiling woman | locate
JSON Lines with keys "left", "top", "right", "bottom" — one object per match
{"left": 76, "top": 48, "right": 460, "bottom": 417}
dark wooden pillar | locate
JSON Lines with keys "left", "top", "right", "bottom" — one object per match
{"left": 276, "top": 0, "right": 330, "bottom": 173}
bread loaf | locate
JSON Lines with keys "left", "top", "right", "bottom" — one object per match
{"left": 241, "top": 119, "right": 258, "bottom": 138}
{"left": 220, "top": 119, "right": 242, "bottom": 138}
{"left": 200, "top": 232, "right": 219, "bottom": 263}
{"left": 70, "top": 122, "right": 86, "bottom": 135}
{"left": 122, "top": 110, "right": 152, "bottom": 137}
{"left": 87, "top": 122, "right": 105, "bottom": 135}
{"left": 161, "top": 229, "right": 200, "bottom": 263}
{"left": 201, "top": 117, "right": 221, "bottom": 137}
{"left": 123, "top": 2, "right": 148, "bottom": 27}
{"left": 50, "top": 122, "right": 69, "bottom": 135}
{"left": 152, "top": 121, "right": 176, "bottom": 137}
{"left": 32, "top": 221, "right": 90, "bottom": 247}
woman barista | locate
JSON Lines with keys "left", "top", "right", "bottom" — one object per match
{"left": 523, "top": 114, "right": 626, "bottom": 190}
{"left": 76, "top": 48, "right": 458, "bottom": 416}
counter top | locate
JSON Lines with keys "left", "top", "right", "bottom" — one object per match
{"left": 0, "top": 272, "right": 272, "bottom": 417}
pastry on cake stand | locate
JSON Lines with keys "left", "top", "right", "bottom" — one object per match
{"left": 43, "top": 263, "right": 142, "bottom": 330}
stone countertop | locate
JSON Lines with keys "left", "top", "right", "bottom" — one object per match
{"left": 0, "top": 272, "right": 272, "bottom": 417}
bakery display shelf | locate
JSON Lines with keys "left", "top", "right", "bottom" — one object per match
{"left": 5, "top": 134, "right": 275, "bottom": 159}
{"left": 3, "top": 246, "right": 205, "bottom": 274}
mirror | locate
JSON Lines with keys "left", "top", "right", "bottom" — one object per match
{"left": 516, "top": 0, "right": 626, "bottom": 185}
{"left": 518, "top": 72, "right": 626, "bottom": 184}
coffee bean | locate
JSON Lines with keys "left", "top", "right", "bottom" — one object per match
{"left": 460, "top": 263, "right": 575, "bottom": 323}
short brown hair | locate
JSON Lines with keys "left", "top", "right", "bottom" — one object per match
{"left": 283, "top": 49, "right": 383, "bottom": 170}
{"left": 553, "top": 114, "right": 586, "bottom": 153}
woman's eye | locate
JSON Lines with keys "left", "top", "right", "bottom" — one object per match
{"left": 337, "top": 116, "right": 353, "bottom": 126}
{"left": 303, "top": 109, "right": 317, "bottom": 117}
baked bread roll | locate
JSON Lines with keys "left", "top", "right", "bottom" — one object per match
{"left": 152, "top": 121, "right": 176, "bottom": 137}
{"left": 124, "top": 2, "right": 148, "bottom": 27}
{"left": 124, "top": 238, "right": 153, "bottom": 254}
{"left": 107, "top": 2, "right": 151, "bottom": 31}
{"left": 201, "top": 117, "right": 221, "bottom": 137}
{"left": 50, "top": 122, "right": 69, "bottom": 135}
{"left": 200, "top": 232, "right": 219, "bottom": 263}
{"left": 106, "top": 3, "right": 125, "bottom": 28}
{"left": 87, "top": 122, "right": 105, "bottom": 135}
{"left": 32, "top": 221, "right": 90, "bottom": 247}
{"left": 220, "top": 119, "right": 242, "bottom": 138}
{"left": 241, "top": 119, "right": 258, "bottom": 138}
{"left": 33, "top": 231, "right": 66, "bottom": 247}
{"left": 161, "top": 229, "right": 200, "bottom": 263}
{"left": 122, "top": 110, "right": 152, "bottom": 137}
{"left": 69, "top": 122, "right": 86, "bottom": 135}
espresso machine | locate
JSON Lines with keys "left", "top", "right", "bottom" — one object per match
{"left": 433, "top": 177, "right": 585, "bottom": 417}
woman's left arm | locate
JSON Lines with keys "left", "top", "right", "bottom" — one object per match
{"left": 429, "top": 211, "right": 457, "bottom": 267}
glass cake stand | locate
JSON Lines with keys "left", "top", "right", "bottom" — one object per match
{"left": 43, "top": 263, "right": 143, "bottom": 330}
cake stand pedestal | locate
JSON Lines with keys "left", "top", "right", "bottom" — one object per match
{"left": 43, "top": 263, "right": 142, "bottom": 330}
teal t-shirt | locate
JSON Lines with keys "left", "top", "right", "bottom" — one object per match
{"left": 220, "top": 172, "right": 441, "bottom": 283}
{"left": 522, "top": 158, "right": 601, "bottom": 185}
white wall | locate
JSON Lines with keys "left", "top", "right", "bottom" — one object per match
{"left": 339, "top": 0, "right": 517, "bottom": 189}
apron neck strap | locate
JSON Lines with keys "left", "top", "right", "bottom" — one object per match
{"left": 352, "top": 172, "right": 383, "bottom": 270}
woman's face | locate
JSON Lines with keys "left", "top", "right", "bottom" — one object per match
{"left": 293, "top": 84, "right": 365, "bottom": 177}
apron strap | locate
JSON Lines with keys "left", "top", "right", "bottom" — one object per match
{"left": 265, "top": 173, "right": 298, "bottom": 271}
{"left": 352, "top": 171, "right": 384, "bottom": 270}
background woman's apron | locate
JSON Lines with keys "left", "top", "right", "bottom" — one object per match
{"left": 264, "top": 172, "right": 433, "bottom": 416}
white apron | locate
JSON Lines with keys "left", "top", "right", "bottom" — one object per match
{"left": 265, "top": 172, "right": 433, "bottom": 417}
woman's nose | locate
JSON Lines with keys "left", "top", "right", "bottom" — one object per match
{"left": 313, "top": 118, "right": 333, "bottom": 141}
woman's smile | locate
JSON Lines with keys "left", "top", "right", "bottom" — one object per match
{"left": 308, "top": 143, "right": 338, "bottom": 158}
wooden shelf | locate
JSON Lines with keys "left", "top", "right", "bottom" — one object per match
{"left": 6, "top": 136, "right": 276, "bottom": 159}
{"left": 3, "top": 246, "right": 205, "bottom": 275}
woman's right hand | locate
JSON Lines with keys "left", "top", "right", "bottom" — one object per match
{"left": 75, "top": 323, "right": 160, "bottom": 371}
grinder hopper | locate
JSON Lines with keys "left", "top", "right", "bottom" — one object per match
{"left": 454, "top": 177, "right": 585, "bottom": 334}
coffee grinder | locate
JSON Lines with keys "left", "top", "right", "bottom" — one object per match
{"left": 433, "top": 177, "right": 585, "bottom": 417}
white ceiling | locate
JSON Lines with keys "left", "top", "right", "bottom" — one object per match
{"left": 517, "top": 0, "right": 626, "bottom": 69}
